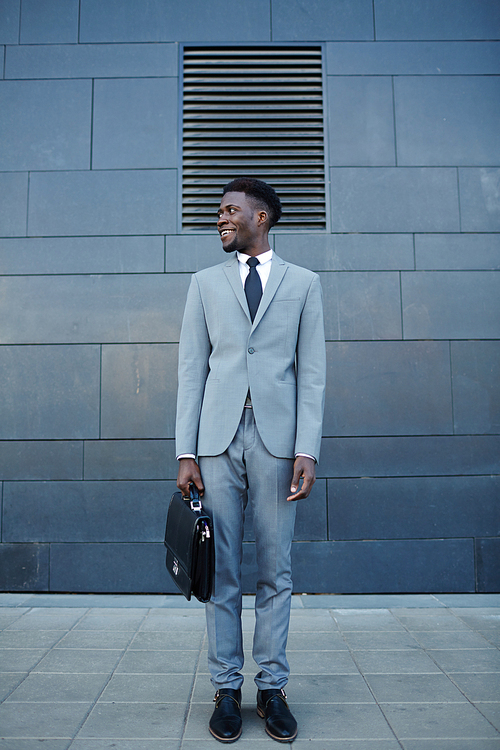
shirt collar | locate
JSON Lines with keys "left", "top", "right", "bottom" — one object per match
{"left": 237, "top": 248, "right": 273, "bottom": 265}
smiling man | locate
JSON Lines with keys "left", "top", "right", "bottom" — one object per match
{"left": 176, "top": 178, "right": 326, "bottom": 743}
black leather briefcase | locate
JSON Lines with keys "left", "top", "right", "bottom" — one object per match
{"left": 164, "top": 485, "right": 214, "bottom": 603}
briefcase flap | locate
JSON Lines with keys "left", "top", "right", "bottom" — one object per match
{"left": 164, "top": 492, "right": 196, "bottom": 555}
{"left": 164, "top": 491, "right": 212, "bottom": 599}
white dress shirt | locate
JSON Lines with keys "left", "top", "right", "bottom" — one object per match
{"left": 236, "top": 248, "right": 273, "bottom": 290}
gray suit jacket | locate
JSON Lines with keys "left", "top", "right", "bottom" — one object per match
{"left": 175, "top": 252, "right": 326, "bottom": 461}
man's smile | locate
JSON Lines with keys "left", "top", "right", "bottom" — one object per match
{"left": 220, "top": 229, "right": 235, "bottom": 238}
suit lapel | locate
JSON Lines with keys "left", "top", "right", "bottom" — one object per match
{"left": 223, "top": 255, "right": 252, "bottom": 322}
{"left": 223, "top": 252, "right": 289, "bottom": 328}
{"left": 251, "top": 253, "right": 288, "bottom": 329}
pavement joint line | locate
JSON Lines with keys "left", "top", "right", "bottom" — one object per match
{"left": 179, "top": 636, "right": 206, "bottom": 749}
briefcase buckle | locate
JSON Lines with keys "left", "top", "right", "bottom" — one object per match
{"left": 188, "top": 484, "right": 202, "bottom": 512}
{"left": 189, "top": 497, "right": 202, "bottom": 512}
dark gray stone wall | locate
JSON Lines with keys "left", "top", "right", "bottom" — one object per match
{"left": 0, "top": 0, "right": 498, "bottom": 593}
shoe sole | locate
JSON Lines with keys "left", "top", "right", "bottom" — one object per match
{"left": 257, "top": 705, "right": 297, "bottom": 743}
{"left": 209, "top": 725, "right": 242, "bottom": 743}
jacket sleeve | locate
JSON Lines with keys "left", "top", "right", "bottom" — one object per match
{"left": 294, "top": 274, "right": 326, "bottom": 462}
{"left": 175, "top": 275, "right": 211, "bottom": 457}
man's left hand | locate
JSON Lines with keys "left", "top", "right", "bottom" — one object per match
{"left": 287, "top": 456, "right": 316, "bottom": 501}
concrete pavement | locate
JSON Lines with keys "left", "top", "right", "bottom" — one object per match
{"left": 0, "top": 593, "right": 499, "bottom": 749}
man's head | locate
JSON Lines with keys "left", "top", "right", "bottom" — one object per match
{"left": 222, "top": 178, "right": 282, "bottom": 229}
{"left": 217, "top": 178, "right": 282, "bottom": 255}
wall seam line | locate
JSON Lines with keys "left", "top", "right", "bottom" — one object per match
{"left": 392, "top": 75, "right": 398, "bottom": 166}
{"left": 99, "top": 344, "right": 102, "bottom": 440}
{"left": 18, "top": 0, "right": 22, "bottom": 44}
{"left": 399, "top": 270, "right": 405, "bottom": 340}
{"left": 90, "top": 78, "right": 94, "bottom": 169}
{"left": 25, "top": 171, "right": 30, "bottom": 236}
{"left": 456, "top": 167, "right": 462, "bottom": 232}
{"left": 449, "top": 340, "right": 456, "bottom": 436}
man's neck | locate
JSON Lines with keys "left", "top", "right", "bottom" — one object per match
{"left": 243, "top": 238, "right": 271, "bottom": 257}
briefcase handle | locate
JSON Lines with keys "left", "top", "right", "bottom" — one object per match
{"left": 185, "top": 483, "right": 203, "bottom": 513}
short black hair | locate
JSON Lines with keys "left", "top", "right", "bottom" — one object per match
{"left": 222, "top": 177, "right": 282, "bottom": 228}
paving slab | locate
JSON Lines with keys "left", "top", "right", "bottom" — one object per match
{"left": 475, "top": 702, "right": 500, "bottom": 731}
{"left": 381, "top": 701, "right": 500, "bottom": 739}
{"left": 436, "top": 594, "right": 500, "bottom": 607}
{"left": 427, "top": 648, "right": 500, "bottom": 673}
{"left": 0, "top": 611, "right": 30, "bottom": 628}
{"left": 0, "top": 741, "right": 71, "bottom": 749}
{"left": 5, "top": 613, "right": 85, "bottom": 631}
{"left": 482, "top": 631, "right": 500, "bottom": 648}
{"left": 342, "top": 630, "right": 421, "bottom": 650}
{"left": 139, "top": 612, "right": 207, "bottom": 632}
{"left": 35, "top": 648, "right": 123, "bottom": 674}
{"left": 364, "top": 673, "right": 468, "bottom": 703}
{"left": 99, "top": 672, "right": 193, "bottom": 703}
{"left": 302, "top": 594, "right": 445, "bottom": 608}
{"left": 128, "top": 630, "right": 205, "bottom": 650}
{"left": 77, "top": 701, "right": 187, "bottom": 739}
{"left": 72, "top": 742, "right": 178, "bottom": 750}
{"left": 332, "top": 611, "right": 406, "bottom": 632}
{"left": 394, "top": 613, "right": 471, "bottom": 631}
{"left": 115, "top": 649, "right": 200, "bottom": 675}
{"left": 5, "top": 672, "right": 109, "bottom": 703}
{"left": 57, "top": 630, "right": 135, "bottom": 649}
{"left": 0, "top": 648, "right": 50, "bottom": 672}
{"left": 290, "top": 703, "right": 396, "bottom": 741}
{"left": 449, "top": 672, "right": 500, "bottom": 702}
{"left": 291, "top": 743, "right": 402, "bottom": 750}
{"left": 401, "top": 740, "right": 500, "bottom": 749}
{"left": 410, "top": 630, "right": 495, "bottom": 649}
{"left": 352, "top": 649, "right": 442, "bottom": 674}
{"left": 0, "top": 672, "right": 27, "bottom": 700}
{"left": 0, "top": 594, "right": 33, "bottom": 607}
{"left": 73, "top": 613, "right": 147, "bottom": 631}
{"left": 0, "top": 629, "right": 64, "bottom": 648}
{"left": 0, "top": 700, "right": 94, "bottom": 738}
{"left": 453, "top": 610, "right": 500, "bottom": 630}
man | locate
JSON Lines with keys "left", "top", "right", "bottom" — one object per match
{"left": 176, "top": 178, "right": 326, "bottom": 743}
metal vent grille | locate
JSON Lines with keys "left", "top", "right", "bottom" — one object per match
{"left": 182, "top": 46, "right": 326, "bottom": 232}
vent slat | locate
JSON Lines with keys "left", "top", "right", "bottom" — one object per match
{"left": 182, "top": 45, "right": 326, "bottom": 232}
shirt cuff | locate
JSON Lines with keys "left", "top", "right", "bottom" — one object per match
{"left": 295, "top": 452, "right": 316, "bottom": 462}
{"left": 177, "top": 453, "right": 196, "bottom": 460}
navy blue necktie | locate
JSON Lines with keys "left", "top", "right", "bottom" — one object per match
{"left": 245, "top": 257, "right": 262, "bottom": 322}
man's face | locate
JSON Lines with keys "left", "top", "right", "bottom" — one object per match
{"left": 217, "top": 191, "right": 260, "bottom": 254}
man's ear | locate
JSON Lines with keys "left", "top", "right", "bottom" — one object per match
{"left": 257, "top": 210, "right": 268, "bottom": 227}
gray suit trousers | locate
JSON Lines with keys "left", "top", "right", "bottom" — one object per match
{"left": 199, "top": 407, "right": 297, "bottom": 691}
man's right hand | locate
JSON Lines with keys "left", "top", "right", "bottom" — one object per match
{"left": 177, "top": 457, "right": 204, "bottom": 496}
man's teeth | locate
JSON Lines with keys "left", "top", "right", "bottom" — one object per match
{"left": 221, "top": 230, "right": 234, "bottom": 237}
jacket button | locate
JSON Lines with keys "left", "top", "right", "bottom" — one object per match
{"left": 248, "top": 347, "right": 255, "bottom": 354}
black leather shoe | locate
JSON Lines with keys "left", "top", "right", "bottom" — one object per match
{"left": 257, "top": 688, "right": 297, "bottom": 743}
{"left": 209, "top": 688, "right": 242, "bottom": 743}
